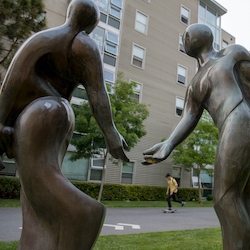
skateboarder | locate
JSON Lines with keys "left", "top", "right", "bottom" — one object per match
{"left": 165, "top": 173, "right": 185, "bottom": 211}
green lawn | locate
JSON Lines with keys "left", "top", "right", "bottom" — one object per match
{"left": 0, "top": 199, "right": 213, "bottom": 208}
{"left": 0, "top": 228, "right": 222, "bottom": 250}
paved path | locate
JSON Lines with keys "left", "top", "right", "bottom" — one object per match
{"left": 101, "top": 207, "right": 220, "bottom": 235}
{"left": 0, "top": 207, "right": 220, "bottom": 242}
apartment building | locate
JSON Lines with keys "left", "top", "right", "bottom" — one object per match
{"left": 0, "top": 0, "right": 235, "bottom": 188}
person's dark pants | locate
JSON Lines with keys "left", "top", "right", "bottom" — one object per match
{"left": 166, "top": 193, "right": 182, "bottom": 208}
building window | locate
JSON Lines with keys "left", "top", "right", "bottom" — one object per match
{"left": 111, "top": 0, "right": 123, "bottom": 9}
{"left": 72, "top": 86, "right": 88, "bottom": 100}
{"left": 108, "top": 16, "right": 120, "bottom": 29}
{"left": 176, "top": 97, "right": 184, "bottom": 116}
{"left": 222, "top": 40, "right": 228, "bottom": 48}
{"left": 177, "top": 65, "right": 187, "bottom": 85}
{"left": 105, "top": 42, "right": 118, "bottom": 55}
{"left": 104, "top": 70, "right": 115, "bottom": 83}
{"left": 105, "top": 31, "right": 119, "bottom": 55}
{"left": 129, "top": 80, "right": 142, "bottom": 102}
{"left": 173, "top": 166, "right": 181, "bottom": 186}
{"left": 62, "top": 152, "right": 89, "bottom": 181}
{"left": 181, "top": 6, "right": 189, "bottom": 25}
{"left": 132, "top": 44, "right": 145, "bottom": 68}
{"left": 100, "top": 12, "right": 107, "bottom": 23}
{"left": 0, "top": 154, "right": 16, "bottom": 176}
{"left": 92, "top": 0, "right": 109, "bottom": 13}
{"left": 135, "top": 11, "right": 148, "bottom": 34}
{"left": 104, "top": 70, "right": 115, "bottom": 92}
{"left": 89, "top": 158, "right": 104, "bottom": 182}
{"left": 179, "top": 34, "right": 185, "bottom": 53}
{"left": 107, "top": 31, "right": 119, "bottom": 44}
{"left": 103, "top": 53, "right": 116, "bottom": 66}
{"left": 121, "top": 161, "right": 134, "bottom": 184}
{"left": 110, "top": 4, "right": 121, "bottom": 19}
{"left": 89, "top": 26, "right": 105, "bottom": 52}
{"left": 199, "top": 1, "right": 221, "bottom": 50}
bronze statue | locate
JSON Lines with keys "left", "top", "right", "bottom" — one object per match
{"left": 143, "top": 23, "right": 250, "bottom": 250}
{"left": 0, "top": 0, "right": 128, "bottom": 249}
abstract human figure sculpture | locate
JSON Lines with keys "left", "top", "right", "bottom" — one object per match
{"left": 143, "top": 23, "right": 250, "bottom": 250}
{"left": 0, "top": 0, "right": 129, "bottom": 249}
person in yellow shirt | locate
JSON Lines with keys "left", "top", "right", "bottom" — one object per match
{"left": 166, "top": 173, "right": 185, "bottom": 210}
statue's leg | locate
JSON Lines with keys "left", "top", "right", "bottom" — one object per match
{"left": 213, "top": 110, "right": 250, "bottom": 250}
{"left": 14, "top": 97, "right": 105, "bottom": 250}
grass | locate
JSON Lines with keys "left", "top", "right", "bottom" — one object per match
{"left": 102, "top": 200, "right": 214, "bottom": 208}
{"left": 0, "top": 198, "right": 213, "bottom": 208}
{"left": 0, "top": 228, "right": 222, "bottom": 250}
{"left": 0, "top": 199, "right": 20, "bottom": 207}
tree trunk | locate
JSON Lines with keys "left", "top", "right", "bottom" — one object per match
{"left": 98, "top": 150, "right": 108, "bottom": 202}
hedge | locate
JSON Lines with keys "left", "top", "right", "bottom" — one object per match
{"left": 0, "top": 177, "right": 199, "bottom": 201}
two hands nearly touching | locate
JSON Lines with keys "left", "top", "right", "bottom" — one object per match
{"left": 142, "top": 140, "right": 173, "bottom": 165}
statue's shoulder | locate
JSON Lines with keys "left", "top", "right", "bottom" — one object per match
{"left": 71, "top": 32, "right": 100, "bottom": 58}
{"left": 221, "top": 44, "right": 250, "bottom": 59}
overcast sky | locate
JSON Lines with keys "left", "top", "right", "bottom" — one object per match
{"left": 216, "top": 0, "right": 250, "bottom": 49}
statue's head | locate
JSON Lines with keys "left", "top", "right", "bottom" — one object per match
{"left": 182, "top": 23, "right": 214, "bottom": 58}
{"left": 66, "top": 0, "right": 100, "bottom": 34}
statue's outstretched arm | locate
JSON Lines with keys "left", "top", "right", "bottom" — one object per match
{"left": 71, "top": 33, "right": 129, "bottom": 162}
{"left": 143, "top": 85, "right": 203, "bottom": 164}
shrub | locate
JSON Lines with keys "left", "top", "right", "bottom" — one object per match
{"left": 0, "top": 177, "right": 200, "bottom": 201}
{"left": 206, "top": 194, "right": 213, "bottom": 201}
{"left": 0, "top": 177, "right": 21, "bottom": 199}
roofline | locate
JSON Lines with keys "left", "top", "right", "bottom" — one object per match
{"left": 201, "top": 0, "right": 227, "bottom": 16}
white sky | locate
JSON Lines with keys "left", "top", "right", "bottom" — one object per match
{"left": 216, "top": 0, "right": 250, "bottom": 49}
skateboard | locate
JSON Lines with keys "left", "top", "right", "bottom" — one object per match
{"left": 162, "top": 209, "right": 177, "bottom": 213}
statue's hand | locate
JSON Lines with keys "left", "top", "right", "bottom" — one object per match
{"left": 142, "top": 141, "right": 172, "bottom": 165}
{"left": 108, "top": 132, "right": 129, "bottom": 162}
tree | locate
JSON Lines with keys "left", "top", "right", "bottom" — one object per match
{"left": 70, "top": 72, "right": 149, "bottom": 200}
{"left": 171, "top": 110, "right": 218, "bottom": 203}
{"left": 0, "top": 0, "right": 46, "bottom": 82}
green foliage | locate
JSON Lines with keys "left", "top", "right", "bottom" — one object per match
{"left": 70, "top": 72, "right": 149, "bottom": 160}
{"left": 206, "top": 194, "right": 213, "bottom": 201}
{"left": 171, "top": 110, "right": 218, "bottom": 202}
{"left": 0, "top": 177, "right": 200, "bottom": 201}
{"left": 70, "top": 103, "right": 105, "bottom": 160}
{"left": 172, "top": 111, "right": 218, "bottom": 171}
{"left": 109, "top": 72, "right": 149, "bottom": 151}
{"left": 0, "top": 0, "right": 46, "bottom": 81}
{"left": 0, "top": 177, "right": 20, "bottom": 198}
{"left": 72, "top": 182, "right": 199, "bottom": 201}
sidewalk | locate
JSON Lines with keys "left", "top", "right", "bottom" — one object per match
{"left": 0, "top": 207, "right": 220, "bottom": 241}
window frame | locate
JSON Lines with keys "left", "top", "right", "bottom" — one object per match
{"left": 180, "top": 5, "right": 190, "bottom": 25}
{"left": 177, "top": 64, "right": 187, "bottom": 85}
{"left": 135, "top": 10, "right": 148, "bottom": 35}
{"left": 131, "top": 43, "right": 146, "bottom": 69}
{"left": 175, "top": 96, "right": 185, "bottom": 117}
{"left": 129, "top": 80, "right": 143, "bottom": 103}
{"left": 109, "top": 4, "right": 122, "bottom": 20}
{"left": 106, "top": 31, "right": 119, "bottom": 45}
{"left": 111, "top": 0, "right": 123, "bottom": 9}
{"left": 179, "top": 34, "right": 185, "bottom": 53}
{"left": 88, "top": 157, "right": 105, "bottom": 182}
{"left": 105, "top": 41, "right": 118, "bottom": 55}
{"left": 121, "top": 161, "right": 135, "bottom": 184}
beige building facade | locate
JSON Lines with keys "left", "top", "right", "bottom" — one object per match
{"left": 1, "top": 0, "right": 236, "bottom": 188}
